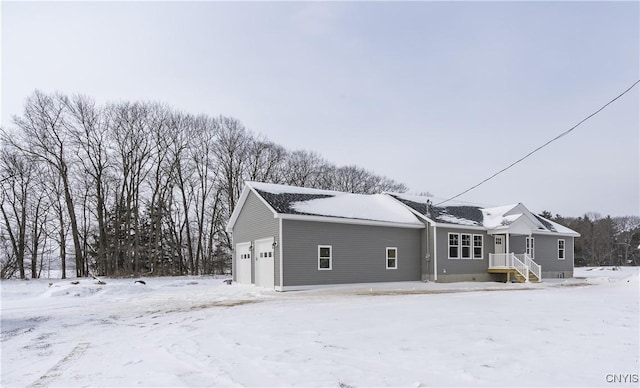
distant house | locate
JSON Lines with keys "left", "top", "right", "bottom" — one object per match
{"left": 226, "top": 182, "right": 580, "bottom": 290}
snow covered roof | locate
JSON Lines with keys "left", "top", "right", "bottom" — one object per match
{"left": 386, "top": 193, "right": 579, "bottom": 236}
{"left": 228, "top": 183, "right": 579, "bottom": 236}
{"left": 227, "top": 182, "right": 425, "bottom": 231}
{"left": 387, "top": 193, "right": 484, "bottom": 227}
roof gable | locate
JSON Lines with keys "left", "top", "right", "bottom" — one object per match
{"left": 385, "top": 193, "right": 579, "bottom": 236}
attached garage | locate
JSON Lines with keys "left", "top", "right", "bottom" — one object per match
{"left": 227, "top": 181, "right": 425, "bottom": 291}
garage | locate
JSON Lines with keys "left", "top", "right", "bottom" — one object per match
{"left": 254, "top": 237, "right": 275, "bottom": 288}
{"left": 235, "top": 242, "right": 252, "bottom": 284}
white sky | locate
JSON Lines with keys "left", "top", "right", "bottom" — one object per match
{"left": 2, "top": 1, "right": 639, "bottom": 217}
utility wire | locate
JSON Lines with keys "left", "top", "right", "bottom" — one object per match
{"left": 435, "top": 79, "right": 640, "bottom": 206}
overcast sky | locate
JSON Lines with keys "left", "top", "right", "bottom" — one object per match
{"left": 2, "top": 1, "right": 639, "bottom": 217}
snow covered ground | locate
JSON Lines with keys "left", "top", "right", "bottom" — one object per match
{"left": 1, "top": 267, "right": 638, "bottom": 387}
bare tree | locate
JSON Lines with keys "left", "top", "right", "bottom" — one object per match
{"left": 146, "top": 107, "right": 185, "bottom": 275}
{"left": 27, "top": 170, "right": 51, "bottom": 279}
{"left": 186, "top": 115, "right": 221, "bottom": 274}
{"left": 9, "top": 91, "right": 85, "bottom": 277}
{"left": 245, "top": 137, "right": 287, "bottom": 184}
{"left": 284, "top": 150, "right": 327, "bottom": 188}
{"left": 614, "top": 216, "right": 640, "bottom": 265}
{"left": 110, "top": 101, "right": 154, "bottom": 275}
{"left": 64, "top": 94, "right": 111, "bottom": 275}
{"left": 213, "top": 116, "right": 249, "bottom": 249}
{"left": 0, "top": 147, "right": 32, "bottom": 278}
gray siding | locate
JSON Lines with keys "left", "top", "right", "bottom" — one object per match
{"left": 435, "top": 227, "right": 494, "bottom": 282}
{"left": 506, "top": 234, "right": 574, "bottom": 278}
{"left": 232, "top": 191, "right": 280, "bottom": 286}
{"left": 281, "top": 220, "right": 422, "bottom": 287}
{"left": 509, "top": 235, "right": 526, "bottom": 254}
{"left": 532, "top": 234, "right": 574, "bottom": 278}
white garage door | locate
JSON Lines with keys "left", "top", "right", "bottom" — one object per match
{"left": 235, "top": 242, "right": 252, "bottom": 285}
{"left": 255, "top": 237, "right": 275, "bottom": 289}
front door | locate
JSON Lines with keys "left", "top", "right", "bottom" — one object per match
{"left": 494, "top": 235, "right": 505, "bottom": 254}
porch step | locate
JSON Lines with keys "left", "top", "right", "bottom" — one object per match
{"left": 514, "top": 271, "right": 540, "bottom": 283}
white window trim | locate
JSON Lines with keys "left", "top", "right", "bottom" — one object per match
{"left": 318, "top": 245, "right": 332, "bottom": 270}
{"left": 461, "top": 234, "right": 472, "bottom": 259}
{"left": 558, "top": 239, "right": 565, "bottom": 260}
{"left": 526, "top": 237, "right": 535, "bottom": 258}
{"left": 473, "top": 234, "right": 483, "bottom": 260}
{"left": 386, "top": 247, "right": 398, "bottom": 269}
{"left": 448, "top": 233, "right": 460, "bottom": 259}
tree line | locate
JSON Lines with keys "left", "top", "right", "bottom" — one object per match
{"left": 540, "top": 212, "right": 640, "bottom": 267}
{"left": 0, "top": 90, "right": 407, "bottom": 279}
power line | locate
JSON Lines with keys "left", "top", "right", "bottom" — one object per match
{"left": 435, "top": 79, "right": 640, "bottom": 206}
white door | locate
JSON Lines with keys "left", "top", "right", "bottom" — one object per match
{"left": 255, "top": 237, "right": 275, "bottom": 289}
{"left": 235, "top": 242, "right": 252, "bottom": 284}
{"left": 494, "top": 236, "right": 505, "bottom": 254}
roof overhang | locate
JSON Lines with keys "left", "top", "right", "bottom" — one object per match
{"left": 434, "top": 223, "right": 486, "bottom": 231}
{"left": 276, "top": 213, "right": 425, "bottom": 229}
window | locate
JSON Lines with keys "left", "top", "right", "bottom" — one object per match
{"left": 386, "top": 247, "right": 397, "bottom": 269}
{"left": 526, "top": 237, "right": 535, "bottom": 258}
{"left": 448, "top": 233, "right": 459, "bottom": 259}
{"left": 473, "top": 235, "right": 483, "bottom": 259}
{"left": 258, "top": 250, "right": 272, "bottom": 259}
{"left": 558, "top": 239, "right": 565, "bottom": 260}
{"left": 318, "top": 245, "right": 332, "bottom": 270}
{"left": 461, "top": 234, "right": 471, "bottom": 259}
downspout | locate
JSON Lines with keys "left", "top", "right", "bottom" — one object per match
{"left": 279, "top": 218, "right": 283, "bottom": 291}
{"left": 572, "top": 236, "right": 575, "bottom": 274}
{"left": 433, "top": 224, "right": 438, "bottom": 282}
{"left": 424, "top": 226, "right": 431, "bottom": 282}
{"left": 426, "top": 200, "right": 437, "bottom": 282}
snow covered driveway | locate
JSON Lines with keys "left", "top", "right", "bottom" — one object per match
{"left": 1, "top": 268, "right": 638, "bottom": 387}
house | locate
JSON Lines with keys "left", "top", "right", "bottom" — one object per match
{"left": 226, "top": 182, "right": 580, "bottom": 290}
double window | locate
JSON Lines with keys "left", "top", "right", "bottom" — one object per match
{"left": 558, "top": 239, "right": 565, "bottom": 260}
{"left": 318, "top": 245, "right": 332, "bottom": 270}
{"left": 386, "top": 247, "right": 397, "bottom": 269}
{"left": 449, "top": 233, "right": 483, "bottom": 259}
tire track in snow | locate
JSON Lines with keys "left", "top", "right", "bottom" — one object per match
{"left": 29, "top": 342, "right": 90, "bottom": 387}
